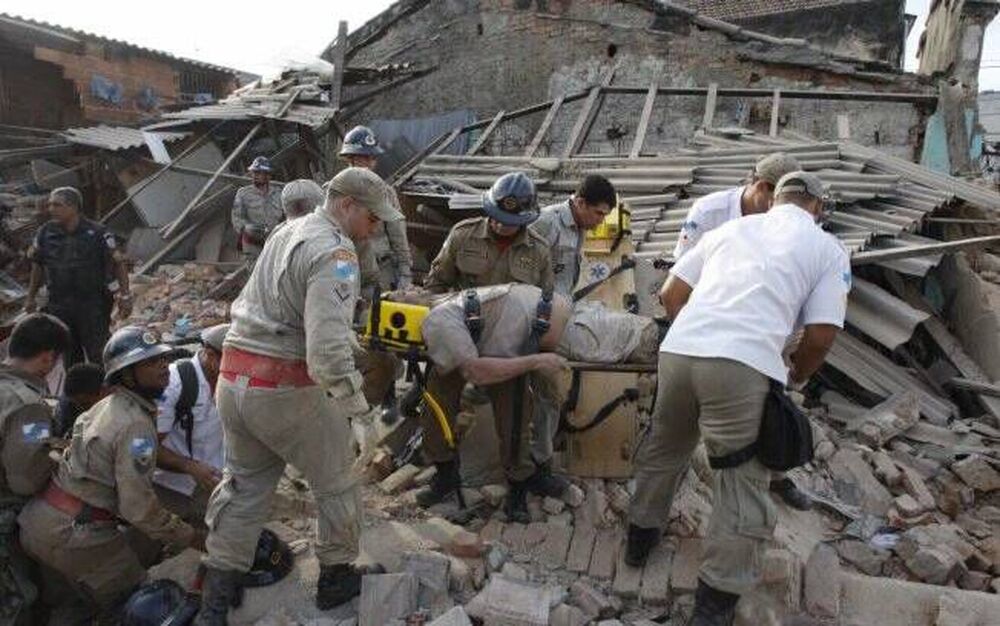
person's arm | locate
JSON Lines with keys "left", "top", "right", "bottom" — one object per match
{"left": 23, "top": 263, "right": 43, "bottom": 313}
{"left": 424, "top": 230, "right": 460, "bottom": 293}
{"left": 672, "top": 203, "right": 704, "bottom": 259}
{"left": 231, "top": 191, "right": 248, "bottom": 234}
{"left": 155, "top": 437, "right": 220, "bottom": 492}
{"left": 788, "top": 324, "right": 839, "bottom": 385}
{"left": 1, "top": 403, "right": 55, "bottom": 496}
{"left": 790, "top": 245, "right": 851, "bottom": 386}
{"left": 459, "top": 353, "right": 567, "bottom": 386}
{"left": 658, "top": 274, "right": 694, "bottom": 319}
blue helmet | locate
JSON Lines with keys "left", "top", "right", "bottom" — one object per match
{"left": 122, "top": 579, "right": 199, "bottom": 626}
{"left": 248, "top": 156, "right": 272, "bottom": 172}
{"left": 482, "top": 172, "right": 538, "bottom": 226}
{"left": 103, "top": 326, "right": 174, "bottom": 382}
{"left": 340, "top": 126, "right": 383, "bottom": 157}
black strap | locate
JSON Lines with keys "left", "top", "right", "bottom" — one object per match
{"left": 463, "top": 289, "right": 483, "bottom": 343}
{"left": 561, "top": 387, "right": 639, "bottom": 434}
{"left": 174, "top": 359, "right": 198, "bottom": 457}
{"left": 708, "top": 442, "right": 759, "bottom": 470}
{"left": 573, "top": 256, "right": 637, "bottom": 302}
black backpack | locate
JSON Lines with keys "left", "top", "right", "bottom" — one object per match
{"left": 173, "top": 359, "right": 199, "bottom": 457}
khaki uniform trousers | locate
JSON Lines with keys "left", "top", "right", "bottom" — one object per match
{"left": 420, "top": 369, "right": 535, "bottom": 482}
{"left": 628, "top": 353, "right": 776, "bottom": 595}
{"left": 204, "top": 379, "right": 360, "bottom": 572}
{"left": 529, "top": 372, "right": 560, "bottom": 465}
{"left": 356, "top": 349, "right": 399, "bottom": 406}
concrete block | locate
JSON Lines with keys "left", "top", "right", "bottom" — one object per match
{"left": 612, "top": 548, "right": 643, "bottom": 599}
{"left": 895, "top": 494, "right": 925, "bottom": 518}
{"left": 481, "top": 484, "right": 508, "bottom": 507}
{"left": 836, "top": 540, "right": 888, "bottom": 576}
{"left": 359, "top": 573, "right": 418, "bottom": 626}
{"left": 588, "top": 528, "right": 622, "bottom": 580}
{"left": 427, "top": 606, "right": 472, "bottom": 626}
{"left": 539, "top": 523, "right": 573, "bottom": 569}
{"left": 415, "top": 517, "right": 483, "bottom": 557}
{"left": 550, "top": 603, "right": 588, "bottom": 626}
{"left": 829, "top": 448, "right": 894, "bottom": 515}
{"left": 380, "top": 464, "right": 422, "bottom": 494}
{"left": 638, "top": 541, "right": 673, "bottom": 605}
{"left": 402, "top": 551, "right": 450, "bottom": 612}
{"left": 952, "top": 455, "right": 1000, "bottom": 492}
{"left": 671, "top": 538, "right": 702, "bottom": 594}
{"left": 869, "top": 450, "right": 902, "bottom": 487}
{"left": 565, "top": 524, "right": 597, "bottom": 573}
{"left": 899, "top": 462, "right": 938, "bottom": 512}
{"left": 804, "top": 543, "right": 841, "bottom": 618}
{"left": 562, "top": 483, "right": 585, "bottom": 507}
{"left": 569, "top": 579, "right": 616, "bottom": 621}
{"left": 840, "top": 573, "right": 1000, "bottom": 625}
{"left": 479, "top": 575, "right": 550, "bottom": 625}
{"left": 543, "top": 496, "right": 566, "bottom": 515}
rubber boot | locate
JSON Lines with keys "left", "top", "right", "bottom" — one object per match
{"left": 193, "top": 567, "right": 244, "bottom": 626}
{"left": 316, "top": 563, "right": 385, "bottom": 610}
{"left": 524, "top": 461, "right": 570, "bottom": 498}
{"left": 770, "top": 477, "right": 813, "bottom": 511}
{"left": 689, "top": 579, "right": 739, "bottom": 626}
{"left": 415, "top": 461, "right": 460, "bottom": 508}
{"left": 624, "top": 523, "right": 660, "bottom": 567}
{"left": 380, "top": 386, "right": 399, "bottom": 426}
{"left": 505, "top": 481, "right": 530, "bottom": 524}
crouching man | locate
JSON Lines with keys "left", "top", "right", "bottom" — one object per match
{"left": 18, "top": 326, "right": 204, "bottom": 623}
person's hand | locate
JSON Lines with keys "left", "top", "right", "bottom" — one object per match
{"left": 186, "top": 460, "right": 222, "bottom": 493}
{"left": 533, "top": 353, "right": 569, "bottom": 374}
{"left": 351, "top": 406, "right": 380, "bottom": 454}
{"left": 23, "top": 296, "right": 37, "bottom": 314}
{"left": 116, "top": 294, "right": 133, "bottom": 319}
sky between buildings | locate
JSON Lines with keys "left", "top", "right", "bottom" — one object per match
{"left": 4, "top": 1, "right": 1000, "bottom": 91}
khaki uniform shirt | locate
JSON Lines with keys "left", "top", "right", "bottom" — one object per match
{"left": 54, "top": 387, "right": 193, "bottom": 546}
{"left": 231, "top": 183, "right": 284, "bottom": 236}
{"left": 226, "top": 207, "right": 363, "bottom": 402}
{"left": 424, "top": 217, "right": 554, "bottom": 294}
{"left": 422, "top": 285, "right": 658, "bottom": 375}
{"left": 368, "top": 218, "right": 413, "bottom": 289}
{"left": 534, "top": 200, "right": 584, "bottom": 296}
{"left": 0, "top": 365, "right": 52, "bottom": 501}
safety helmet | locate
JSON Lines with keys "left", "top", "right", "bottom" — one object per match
{"left": 122, "top": 579, "right": 199, "bottom": 626}
{"left": 242, "top": 528, "right": 295, "bottom": 588}
{"left": 103, "top": 326, "right": 174, "bottom": 382}
{"left": 339, "top": 126, "right": 383, "bottom": 157}
{"left": 482, "top": 172, "right": 538, "bottom": 226}
{"left": 247, "top": 156, "right": 272, "bottom": 173}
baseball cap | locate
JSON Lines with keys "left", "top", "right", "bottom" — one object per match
{"left": 754, "top": 153, "right": 802, "bottom": 185}
{"left": 328, "top": 167, "right": 403, "bottom": 222}
{"left": 200, "top": 323, "right": 230, "bottom": 352}
{"left": 774, "top": 171, "right": 826, "bottom": 198}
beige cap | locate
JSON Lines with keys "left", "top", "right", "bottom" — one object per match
{"left": 200, "top": 323, "right": 230, "bottom": 352}
{"left": 328, "top": 167, "right": 403, "bottom": 222}
{"left": 754, "top": 153, "right": 802, "bottom": 185}
{"left": 774, "top": 171, "right": 826, "bottom": 198}
{"left": 281, "top": 179, "right": 324, "bottom": 214}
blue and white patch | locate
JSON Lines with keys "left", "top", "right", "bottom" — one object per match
{"left": 334, "top": 259, "right": 357, "bottom": 282}
{"left": 841, "top": 271, "right": 852, "bottom": 288}
{"left": 22, "top": 422, "right": 50, "bottom": 443}
{"left": 589, "top": 262, "right": 610, "bottom": 281}
{"left": 681, "top": 220, "right": 699, "bottom": 232}
{"left": 130, "top": 437, "right": 155, "bottom": 472}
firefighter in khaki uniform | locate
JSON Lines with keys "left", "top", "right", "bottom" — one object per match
{"left": 1, "top": 314, "right": 69, "bottom": 625}
{"left": 18, "top": 326, "right": 202, "bottom": 623}
{"left": 232, "top": 156, "right": 284, "bottom": 262}
{"left": 193, "top": 168, "right": 399, "bottom": 625}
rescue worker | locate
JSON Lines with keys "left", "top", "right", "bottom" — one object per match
{"left": 531, "top": 174, "right": 617, "bottom": 486}
{"left": 24, "top": 186, "right": 133, "bottom": 366}
{"left": 672, "top": 152, "right": 811, "bottom": 511}
{"left": 281, "top": 179, "right": 325, "bottom": 220}
{"left": 194, "top": 168, "right": 400, "bottom": 624}
{"left": 1, "top": 314, "right": 69, "bottom": 625}
{"left": 53, "top": 362, "right": 106, "bottom": 438}
{"left": 417, "top": 283, "right": 662, "bottom": 521}
{"left": 232, "top": 156, "right": 283, "bottom": 262}
{"left": 340, "top": 126, "right": 413, "bottom": 290}
{"left": 626, "top": 172, "right": 849, "bottom": 625}
{"left": 18, "top": 326, "right": 204, "bottom": 623}
{"left": 416, "top": 172, "right": 561, "bottom": 512}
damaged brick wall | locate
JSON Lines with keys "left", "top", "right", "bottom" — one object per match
{"left": 342, "top": 0, "right": 933, "bottom": 158}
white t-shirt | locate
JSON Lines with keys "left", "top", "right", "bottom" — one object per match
{"left": 153, "top": 354, "right": 225, "bottom": 496}
{"left": 662, "top": 204, "right": 851, "bottom": 382}
{"left": 673, "top": 186, "right": 745, "bottom": 258}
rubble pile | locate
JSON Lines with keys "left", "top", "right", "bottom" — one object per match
{"left": 123, "top": 262, "right": 233, "bottom": 337}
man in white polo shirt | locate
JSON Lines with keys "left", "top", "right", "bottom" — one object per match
{"left": 153, "top": 324, "right": 228, "bottom": 524}
{"left": 673, "top": 152, "right": 800, "bottom": 259}
{"left": 627, "top": 172, "right": 850, "bottom": 625}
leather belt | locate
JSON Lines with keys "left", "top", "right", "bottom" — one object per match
{"left": 220, "top": 346, "right": 314, "bottom": 388}
{"left": 42, "top": 483, "right": 114, "bottom": 523}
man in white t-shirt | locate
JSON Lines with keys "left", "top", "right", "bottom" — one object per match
{"left": 153, "top": 323, "right": 228, "bottom": 524}
{"left": 626, "top": 172, "right": 850, "bottom": 625}
{"left": 673, "top": 152, "right": 800, "bottom": 259}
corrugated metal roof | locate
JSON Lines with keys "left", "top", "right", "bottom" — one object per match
{"left": 162, "top": 101, "right": 336, "bottom": 130}
{"left": 62, "top": 125, "right": 188, "bottom": 151}
{"left": 846, "top": 278, "right": 930, "bottom": 350}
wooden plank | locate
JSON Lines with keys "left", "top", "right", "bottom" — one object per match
{"left": 948, "top": 377, "right": 1000, "bottom": 398}
{"left": 467, "top": 110, "right": 505, "bottom": 156}
{"left": 629, "top": 83, "right": 657, "bottom": 158}
{"left": 837, "top": 114, "right": 851, "bottom": 140}
{"left": 639, "top": 541, "right": 673, "bottom": 605}
{"left": 852, "top": 235, "right": 1000, "bottom": 265}
{"left": 702, "top": 82, "right": 718, "bottom": 130}
{"left": 587, "top": 528, "right": 621, "bottom": 580}
{"left": 329, "top": 21, "right": 349, "bottom": 109}
{"left": 562, "top": 64, "right": 618, "bottom": 158}
{"left": 390, "top": 129, "right": 459, "bottom": 185}
{"left": 611, "top": 549, "right": 643, "bottom": 599}
{"left": 432, "top": 128, "right": 462, "bottom": 156}
{"left": 769, "top": 89, "right": 781, "bottom": 137}
{"left": 565, "top": 524, "right": 597, "bottom": 573}
{"left": 524, "top": 96, "right": 564, "bottom": 158}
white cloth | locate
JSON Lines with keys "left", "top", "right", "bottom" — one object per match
{"left": 153, "top": 355, "right": 224, "bottom": 496}
{"left": 662, "top": 204, "right": 851, "bottom": 383}
{"left": 673, "top": 186, "right": 744, "bottom": 259}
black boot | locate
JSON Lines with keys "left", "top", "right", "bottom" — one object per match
{"left": 316, "top": 563, "right": 384, "bottom": 610}
{"left": 505, "top": 481, "right": 530, "bottom": 523}
{"left": 770, "top": 477, "right": 813, "bottom": 511}
{"left": 380, "top": 386, "right": 399, "bottom": 425}
{"left": 415, "top": 461, "right": 460, "bottom": 508}
{"left": 524, "top": 462, "right": 570, "bottom": 498}
{"left": 689, "top": 579, "right": 739, "bottom": 626}
{"left": 193, "top": 567, "right": 244, "bottom": 626}
{"left": 625, "top": 523, "right": 660, "bottom": 567}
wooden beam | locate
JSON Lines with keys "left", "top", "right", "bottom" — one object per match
{"left": 702, "top": 82, "right": 718, "bottom": 130}
{"left": 851, "top": 235, "right": 1000, "bottom": 265}
{"left": 432, "top": 128, "right": 462, "bottom": 156}
{"left": 601, "top": 86, "right": 938, "bottom": 105}
{"left": 563, "top": 64, "right": 618, "bottom": 158}
{"left": 525, "top": 96, "right": 564, "bottom": 158}
{"left": 390, "top": 129, "right": 461, "bottom": 185}
{"left": 630, "top": 83, "right": 657, "bottom": 159}
{"left": 769, "top": 89, "right": 781, "bottom": 137}
{"left": 467, "top": 110, "right": 505, "bottom": 156}
{"left": 329, "top": 21, "right": 349, "bottom": 110}
{"left": 948, "top": 377, "right": 1000, "bottom": 398}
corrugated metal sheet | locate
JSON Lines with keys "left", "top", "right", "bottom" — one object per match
{"left": 846, "top": 278, "right": 930, "bottom": 350}
{"left": 62, "top": 125, "right": 187, "bottom": 151}
{"left": 163, "top": 101, "right": 336, "bottom": 129}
